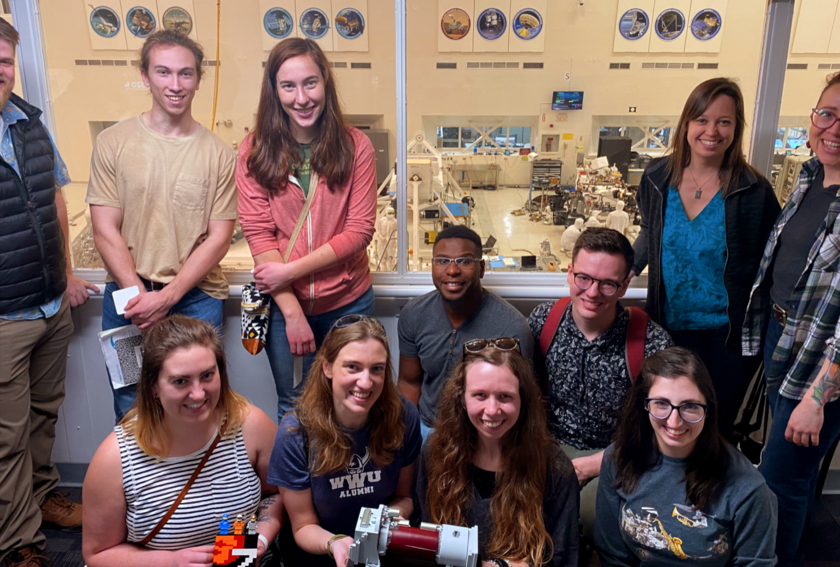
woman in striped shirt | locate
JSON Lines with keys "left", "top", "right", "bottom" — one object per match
{"left": 82, "top": 315, "right": 283, "bottom": 567}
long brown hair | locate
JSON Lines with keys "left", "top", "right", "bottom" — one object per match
{"left": 609, "top": 347, "right": 728, "bottom": 511}
{"left": 120, "top": 315, "right": 249, "bottom": 458}
{"left": 246, "top": 37, "right": 354, "bottom": 191}
{"left": 425, "top": 349, "right": 568, "bottom": 566}
{"left": 667, "top": 77, "right": 759, "bottom": 196}
{"left": 294, "top": 320, "right": 405, "bottom": 476}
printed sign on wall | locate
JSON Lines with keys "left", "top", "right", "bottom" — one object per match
{"left": 260, "top": 1, "right": 299, "bottom": 52}
{"left": 613, "top": 0, "right": 655, "bottom": 52}
{"left": 120, "top": 2, "right": 161, "bottom": 51}
{"left": 649, "top": 0, "right": 691, "bottom": 53}
{"left": 156, "top": 0, "right": 198, "bottom": 40}
{"left": 84, "top": 2, "right": 128, "bottom": 50}
{"left": 333, "top": 2, "right": 369, "bottom": 52}
{"left": 473, "top": 0, "right": 510, "bottom": 52}
{"left": 684, "top": 1, "right": 728, "bottom": 53}
{"left": 297, "top": 0, "right": 334, "bottom": 51}
{"left": 439, "top": 0, "right": 475, "bottom": 53}
{"left": 508, "top": 0, "right": 546, "bottom": 53}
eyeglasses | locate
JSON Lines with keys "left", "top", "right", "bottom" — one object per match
{"left": 811, "top": 108, "right": 840, "bottom": 130}
{"left": 571, "top": 271, "right": 622, "bottom": 296}
{"left": 645, "top": 398, "right": 707, "bottom": 424}
{"left": 463, "top": 337, "right": 521, "bottom": 355}
{"left": 431, "top": 257, "right": 476, "bottom": 268}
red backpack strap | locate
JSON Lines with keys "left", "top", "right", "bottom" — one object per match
{"left": 539, "top": 297, "right": 571, "bottom": 357}
{"left": 625, "top": 307, "right": 649, "bottom": 382}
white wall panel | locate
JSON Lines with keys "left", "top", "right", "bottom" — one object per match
{"left": 684, "top": 0, "right": 728, "bottom": 53}
{"left": 649, "top": 0, "right": 691, "bottom": 53}
{"left": 827, "top": 1, "right": 840, "bottom": 53}
{"left": 792, "top": 0, "right": 837, "bottom": 54}
{"left": 613, "top": 0, "right": 655, "bottom": 53}
{"left": 438, "top": 0, "right": 475, "bottom": 53}
{"left": 472, "top": 0, "right": 510, "bottom": 53}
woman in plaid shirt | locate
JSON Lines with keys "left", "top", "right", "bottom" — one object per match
{"left": 742, "top": 73, "right": 840, "bottom": 565}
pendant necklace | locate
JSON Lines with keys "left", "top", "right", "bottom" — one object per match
{"left": 686, "top": 167, "right": 718, "bottom": 200}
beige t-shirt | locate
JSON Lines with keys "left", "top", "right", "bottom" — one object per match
{"left": 86, "top": 115, "right": 237, "bottom": 299}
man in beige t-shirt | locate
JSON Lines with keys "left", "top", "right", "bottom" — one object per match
{"left": 87, "top": 30, "right": 236, "bottom": 420}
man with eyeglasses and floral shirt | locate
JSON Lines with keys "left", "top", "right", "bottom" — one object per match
{"left": 529, "top": 227, "right": 672, "bottom": 541}
{"left": 398, "top": 226, "right": 534, "bottom": 442}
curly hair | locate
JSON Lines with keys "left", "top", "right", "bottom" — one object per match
{"left": 425, "top": 348, "right": 568, "bottom": 565}
{"left": 120, "top": 315, "right": 248, "bottom": 458}
{"left": 294, "top": 319, "right": 405, "bottom": 476}
{"left": 609, "top": 347, "right": 729, "bottom": 511}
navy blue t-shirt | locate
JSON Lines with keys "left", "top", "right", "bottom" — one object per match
{"left": 268, "top": 396, "right": 422, "bottom": 565}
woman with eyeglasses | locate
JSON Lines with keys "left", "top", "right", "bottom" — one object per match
{"left": 414, "top": 339, "right": 580, "bottom": 566}
{"left": 236, "top": 37, "right": 377, "bottom": 419}
{"left": 595, "top": 347, "right": 777, "bottom": 566}
{"left": 268, "top": 316, "right": 422, "bottom": 567}
{"left": 633, "top": 78, "right": 780, "bottom": 440}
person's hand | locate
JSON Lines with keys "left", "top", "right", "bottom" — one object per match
{"left": 786, "top": 396, "right": 825, "bottom": 447}
{"left": 65, "top": 274, "right": 99, "bottom": 307}
{"left": 253, "top": 262, "right": 298, "bottom": 296}
{"left": 124, "top": 289, "right": 174, "bottom": 331}
{"left": 285, "top": 313, "right": 316, "bottom": 356}
{"left": 572, "top": 454, "right": 600, "bottom": 487}
{"left": 170, "top": 545, "right": 214, "bottom": 567}
{"left": 330, "top": 536, "right": 354, "bottom": 567}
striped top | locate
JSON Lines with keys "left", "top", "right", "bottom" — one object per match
{"left": 116, "top": 424, "right": 262, "bottom": 550}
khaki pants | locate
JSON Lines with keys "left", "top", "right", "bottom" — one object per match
{"left": 560, "top": 444, "right": 602, "bottom": 542}
{"left": 0, "top": 298, "right": 73, "bottom": 560}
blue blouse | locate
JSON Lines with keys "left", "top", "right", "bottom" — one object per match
{"left": 662, "top": 187, "right": 728, "bottom": 330}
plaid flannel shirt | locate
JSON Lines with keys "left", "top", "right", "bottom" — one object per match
{"left": 742, "top": 157, "right": 840, "bottom": 401}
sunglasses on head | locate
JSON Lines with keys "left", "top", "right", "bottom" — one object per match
{"left": 463, "top": 337, "right": 521, "bottom": 355}
{"left": 328, "top": 315, "right": 385, "bottom": 336}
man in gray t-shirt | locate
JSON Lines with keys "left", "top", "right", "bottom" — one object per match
{"left": 397, "top": 226, "right": 534, "bottom": 437}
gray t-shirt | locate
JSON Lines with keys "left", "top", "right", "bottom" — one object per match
{"left": 398, "top": 289, "right": 534, "bottom": 427}
{"left": 596, "top": 444, "right": 778, "bottom": 566}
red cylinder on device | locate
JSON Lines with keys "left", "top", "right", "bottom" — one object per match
{"left": 387, "top": 526, "right": 439, "bottom": 561}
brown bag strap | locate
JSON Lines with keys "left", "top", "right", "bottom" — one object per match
{"left": 283, "top": 172, "right": 320, "bottom": 263}
{"left": 139, "top": 432, "right": 222, "bottom": 546}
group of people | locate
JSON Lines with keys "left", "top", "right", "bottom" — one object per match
{"left": 1, "top": 17, "right": 837, "bottom": 567}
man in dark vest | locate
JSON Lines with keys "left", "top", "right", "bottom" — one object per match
{"left": 0, "top": 18, "right": 98, "bottom": 567}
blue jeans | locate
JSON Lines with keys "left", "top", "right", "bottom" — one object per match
{"left": 102, "top": 281, "right": 224, "bottom": 422}
{"left": 759, "top": 317, "right": 840, "bottom": 564}
{"left": 266, "top": 286, "right": 374, "bottom": 420}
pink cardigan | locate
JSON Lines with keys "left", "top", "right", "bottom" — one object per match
{"left": 236, "top": 127, "right": 376, "bottom": 315}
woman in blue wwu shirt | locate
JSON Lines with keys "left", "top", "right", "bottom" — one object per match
{"left": 268, "top": 316, "right": 421, "bottom": 567}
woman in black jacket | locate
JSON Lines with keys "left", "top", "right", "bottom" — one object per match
{"left": 632, "top": 78, "right": 780, "bottom": 439}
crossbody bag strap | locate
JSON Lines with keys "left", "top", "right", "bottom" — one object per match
{"left": 283, "top": 172, "right": 320, "bottom": 263}
{"left": 138, "top": 432, "right": 222, "bottom": 547}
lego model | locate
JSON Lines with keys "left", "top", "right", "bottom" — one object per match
{"left": 348, "top": 505, "right": 479, "bottom": 567}
{"left": 213, "top": 514, "right": 259, "bottom": 567}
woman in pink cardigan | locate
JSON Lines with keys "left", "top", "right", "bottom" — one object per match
{"left": 236, "top": 37, "right": 377, "bottom": 419}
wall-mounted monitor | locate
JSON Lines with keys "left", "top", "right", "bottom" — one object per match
{"left": 551, "top": 91, "right": 584, "bottom": 110}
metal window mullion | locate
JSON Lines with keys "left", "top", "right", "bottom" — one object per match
{"left": 11, "top": 0, "right": 55, "bottom": 136}
{"left": 395, "top": 0, "right": 407, "bottom": 276}
{"left": 749, "top": 0, "right": 794, "bottom": 179}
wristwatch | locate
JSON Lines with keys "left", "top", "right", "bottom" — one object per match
{"left": 326, "top": 534, "right": 348, "bottom": 558}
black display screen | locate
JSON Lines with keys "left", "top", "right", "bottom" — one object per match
{"left": 551, "top": 91, "right": 584, "bottom": 110}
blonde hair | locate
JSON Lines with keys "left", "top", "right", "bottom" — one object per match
{"left": 120, "top": 315, "right": 248, "bottom": 457}
{"left": 294, "top": 319, "right": 405, "bottom": 476}
{"left": 425, "top": 349, "right": 568, "bottom": 565}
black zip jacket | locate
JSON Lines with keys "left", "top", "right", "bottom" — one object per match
{"left": 632, "top": 156, "right": 781, "bottom": 349}
{"left": 0, "top": 93, "right": 66, "bottom": 314}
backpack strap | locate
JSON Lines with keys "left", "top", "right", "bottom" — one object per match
{"left": 539, "top": 297, "right": 571, "bottom": 357}
{"left": 625, "top": 307, "right": 649, "bottom": 382}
